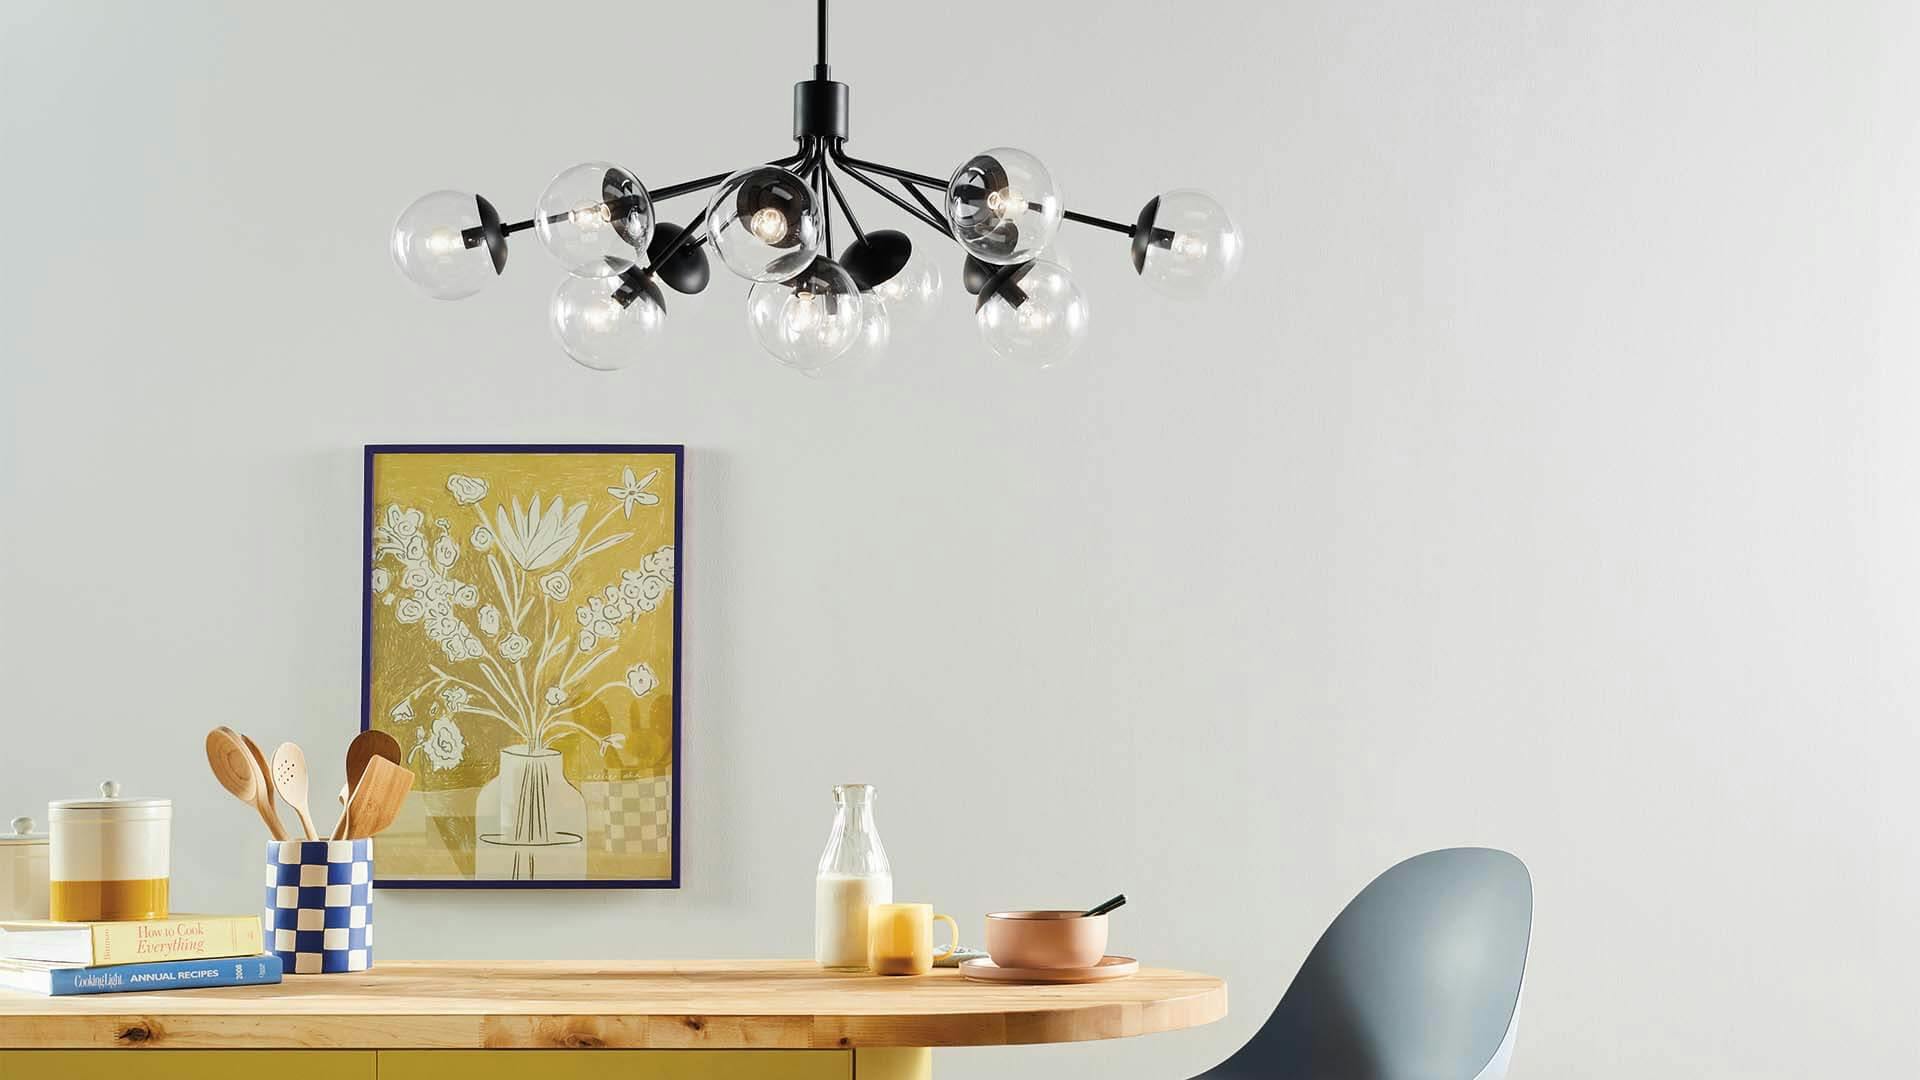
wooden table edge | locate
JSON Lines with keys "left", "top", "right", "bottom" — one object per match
{"left": 0, "top": 974, "right": 1228, "bottom": 1051}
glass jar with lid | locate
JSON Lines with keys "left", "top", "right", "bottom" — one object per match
{"left": 0, "top": 815, "right": 49, "bottom": 921}
{"left": 49, "top": 781, "right": 171, "bottom": 922}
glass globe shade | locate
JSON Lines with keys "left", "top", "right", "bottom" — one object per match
{"left": 975, "top": 260, "right": 1089, "bottom": 368}
{"left": 746, "top": 257, "right": 863, "bottom": 374}
{"left": 534, "top": 162, "right": 653, "bottom": 278}
{"left": 838, "top": 295, "right": 893, "bottom": 372}
{"left": 391, "top": 190, "right": 496, "bottom": 300}
{"left": 550, "top": 274, "right": 665, "bottom": 371}
{"left": 1137, "top": 189, "right": 1242, "bottom": 298}
{"left": 705, "top": 166, "right": 821, "bottom": 282}
{"left": 869, "top": 255, "right": 942, "bottom": 333}
{"left": 946, "top": 148, "right": 1063, "bottom": 266}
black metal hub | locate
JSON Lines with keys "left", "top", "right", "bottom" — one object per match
{"left": 794, "top": 79, "right": 850, "bottom": 142}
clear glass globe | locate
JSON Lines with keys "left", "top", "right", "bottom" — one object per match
{"left": 947, "top": 148, "right": 1063, "bottom": 266}
{"left": 746, "top": 257, "right": 863, "bottom": 374}
{"left": 391, "top": 190, "right": 495, "bottom": 300}
{"left": 706, "top": 166, "right": 820, "bottom": 282}
{"left": 869, "top": 254, "right": 942, "bottom": 332}
{"left": 1137, "top": 189, "right": 1242, "bottom": 298}
{"left": 976, "top": 260, "right": 1089, "bottom": 368}
{"left": 550, "top": 273, "right": 665, "bottom": 371}
{"left": 841, "top": 295, "right": 893, "bottom": 371}
{"left": 534, "top": 162, "right": 653, "bottom": 278}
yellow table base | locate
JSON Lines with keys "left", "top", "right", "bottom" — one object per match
{"left": 0, "top": 1048, "right": 935, "bottom": 1080}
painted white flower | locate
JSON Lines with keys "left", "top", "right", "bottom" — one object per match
{"left": 634, "top": 572, "right": 668, "bottom": 613}
{"left": 402, "top": 566, "right": 430, "bottom": 590}
{"left": 606, "top": 466, "right": 661, "bottom": 518}
{"left": 371, "top": 567, "right": 390, "bottom": 593}
{"left": 439, "top": 686, "right": 470, "bottom": 711}
{"left": 540, "top": 571, "right": 572, "bottom": 601}
{"left": 386, "top": 505, "right": 423, "bottom": 539}
{"left": 396, "top": 597, "right": 425, "bottom": 624}
{"left": 592, "top": 618, "right": 618, "bottom": 640}
{"left": 499, "top": 632, "right": 530, "bottom": 662}
{"left": 422, "top": 716, "right": 465, "bottom": 770}
{"left": 493, "top": 493, "right": 586, "bottom": 572}
{"left": 625, "top": 662, "right": 659, "bottom": 698}
{"left": 404, "top": 535, "right": 427, "bottom": 563}
{"left": 432, "top": 534, "right": 459, "bottom": 569}
{"left": 391, "top": 699, "right": 415, "bottom": 724}
{"left": 578, "top": 630, "right": 596, "bottom": 652}
{"left": 478, "top": 605, "right": 501, "bottom": 636}
{"left": 461, "top": 636, "right": 485, "bottom": 660}
{"left": 454, "top": 582, "right": 479, "bottom": 607}
{"left": 470, "top": 524, "right": 494, "bottom": 551}
{"left": 642, "top": 545, "right": 675, "bottom": 581}
{"left": 544, "top": 686, "right": 567, "bottom": 707}
{"left": 446, "top": 474, "right": 489, "bottom": 506}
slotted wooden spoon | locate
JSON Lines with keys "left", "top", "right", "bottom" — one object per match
{"left": 270, "top": 742, "right": 318, "bottom": 841}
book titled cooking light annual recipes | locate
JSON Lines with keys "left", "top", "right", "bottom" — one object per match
{"left": 0, "top": 954, "right": 283, "bottom": 996}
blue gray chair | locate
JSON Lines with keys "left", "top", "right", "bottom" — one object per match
{"left": 1196, "top": 847, "right": 1532, "bottom": 1080}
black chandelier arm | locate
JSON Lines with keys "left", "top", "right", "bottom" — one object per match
{"left": 899, "top": 178, "right": 942, "bottom": 223}
{"left": 827, "top": 148, "right": 951, "bottom": 237}
{"left": 836, "top": 150, "right": 1139, "bottom": 240}
{"left": 460, "top": 151, "right": 806, "bottom": 253}
{"left": 824, "top": 169, "right": 865, "bottom": 243}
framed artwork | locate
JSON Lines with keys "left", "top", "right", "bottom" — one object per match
{"left": 360, "top": 444, "right": 682, "bottom": 888}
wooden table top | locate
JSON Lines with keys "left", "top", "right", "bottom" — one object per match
{"left": 0, "top": 960, "right": 1227, "bottom": 1050}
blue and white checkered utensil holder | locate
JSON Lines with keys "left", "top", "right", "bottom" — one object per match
{"left": 263, "top": 839, "right": 373, "bottom": 974}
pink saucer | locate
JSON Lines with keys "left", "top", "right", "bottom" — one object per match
{"left": 959, "top": 955, "right": 1140, "bottom": 984}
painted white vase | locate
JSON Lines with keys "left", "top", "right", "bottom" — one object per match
{"left": 474, "top": 747, "right": 587, "bottom": 880}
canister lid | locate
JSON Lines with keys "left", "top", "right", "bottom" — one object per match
{"left": 49, "top": 780, "right": 171, "bottom": 815}
{"left": 0, "top": 816, "right": 47, "bottom": 846}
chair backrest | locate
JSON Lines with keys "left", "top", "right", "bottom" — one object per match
{"left": 1198, "top": 847, "right": 1532, "bottom": 1080}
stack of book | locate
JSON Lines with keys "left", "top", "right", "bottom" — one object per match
{"left": 0, "top": 914, "right": 282, "bottom": 996}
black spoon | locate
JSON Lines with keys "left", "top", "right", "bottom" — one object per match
{"left": 1083, "top": 894, "right": 1127, "bottom": 918}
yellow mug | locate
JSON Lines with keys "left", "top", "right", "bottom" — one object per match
{"left": 867, "top": 902, "right": 959, "bottom": 976}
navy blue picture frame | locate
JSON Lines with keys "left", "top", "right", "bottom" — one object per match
{"left": 360, "top": 443, "right": 684, "bottom": 890}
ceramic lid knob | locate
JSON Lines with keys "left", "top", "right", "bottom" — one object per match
{"left": 100, "top": 780, "right": 120, "bottom": 799}
{"left": 10, "top": 816, "right": 31, "bottom": 836}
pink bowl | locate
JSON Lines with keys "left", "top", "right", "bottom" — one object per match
{"left": 984, "top": 911, "right": 1109, "bottom": 970}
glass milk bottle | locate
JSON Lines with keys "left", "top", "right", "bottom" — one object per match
{"left": 814, "top": 784, "right": 892, "bottom": 970}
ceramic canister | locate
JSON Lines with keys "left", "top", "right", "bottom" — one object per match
{"left": 48, "top": 781, "right": 171, "bottom": 922}
{"left": 0, "top": 815, "right": 50, "bottom": 921}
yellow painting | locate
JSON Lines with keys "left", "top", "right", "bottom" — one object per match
{"left": 361, "top": 445, "right": 680, "bottom": 887}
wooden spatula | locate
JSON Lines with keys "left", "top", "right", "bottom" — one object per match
{"left": 334, "top": 730, "right": 405, "bottom": 839}
{"left": 331, "top": 756, "right": 414, "bottom": 840}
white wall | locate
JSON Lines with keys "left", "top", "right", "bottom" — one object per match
{"left": 3, "top": 1, "right": 1917, "bottom": 1076}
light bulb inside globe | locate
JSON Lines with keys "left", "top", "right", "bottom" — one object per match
{"left": 550, "top": 272, "right": 666, "bottom": 371}
{"left": 1132, "top": 190, "right": 1241, "bottom": 298}
{"left": 746, "top": 257, "right": 863, "bottom": 373}
{"left": 947, "top": 148, "right": 1062, "bottom": 265}
{"left": 750, "top": 207, "right": 789, "bottom": 243}
{"left": 391, "top": 190, "right": 501, "bottom": 300}
{"left": 706, "top": 166, "right": 820, "bottom": 282}
{"left": 975, "top": 259, "right": 1089, "bottom": 368}
{"left": 535, "top": 162, "right": 653, "bottom": 279}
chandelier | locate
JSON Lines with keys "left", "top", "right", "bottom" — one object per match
{"left": 389, "top": 0, "right": 1242, "bottom": 374}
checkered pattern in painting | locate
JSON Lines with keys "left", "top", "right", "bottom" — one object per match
{"left": 263, "top": 839, "right": 373, "bottom": 974}
{"left": 585, "top": 776, "right": 672, "bottom": 854}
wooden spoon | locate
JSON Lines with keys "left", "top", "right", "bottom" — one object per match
{"left": 333, "top": 730, "right": 405, "bottom": 840}
{"left": 332, "top": 756, "right": 414, "bottom": 840}
{"left": 205, "top": 727, "right": 287, "bottom": 840}
{"left": 238, "top": 732, "right": 284, "bottom": 836}
{"left": 270, "top": 742, "right": 319, "bottom": 841}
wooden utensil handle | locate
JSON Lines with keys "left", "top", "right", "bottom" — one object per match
{"left": 257, "top": 802, "right": 289, "bottom": 841}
